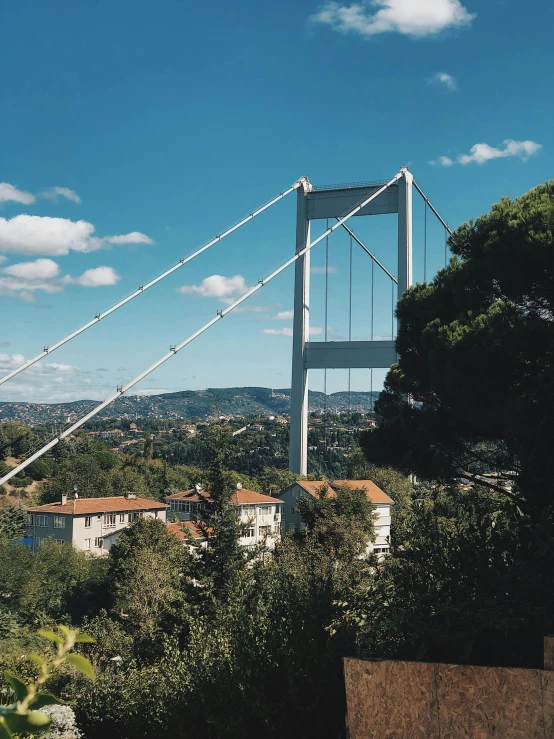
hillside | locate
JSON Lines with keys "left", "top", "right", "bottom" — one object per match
{"left": 0, "top": 387, "right": 379, "bottom": 425}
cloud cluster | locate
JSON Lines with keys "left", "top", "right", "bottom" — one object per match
{"left": 430, "top": 139, "right": 542, "bottom": 167}
{"left": 0, "top": 214, "right": 153, "bottom": 257}
{"left": 260, "top": 326, "right": 323, "bottom": 337}
{"left": 178, "top": 274, "right": 251, "bottom": 300}
{"left": 310, "top": 0, "right": 475, "bottom": 38}
{"left": 40, "top": 187, "right": 81, "bottom": 204}
{"left": 0, "top": 182, "right": 81, "bottom": 205}
{"left": 427, "top": 72, "right": 457, "bottom": 91}
{"left": 0, "top": 258, "right": 121, "bottom": 301}
{"left": 0, "top": 352, "right": 115, "bottom": 403}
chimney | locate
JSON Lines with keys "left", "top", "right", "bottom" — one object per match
{"left": 194, "top": 483, "right": 202, "bottom": 494}
{"left": 236, "top": 483, "right": 242, "bottom": 490}
{"left": 61, "top": 494, "right": 68, "bottom": 505}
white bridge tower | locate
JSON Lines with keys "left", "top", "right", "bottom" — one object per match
{"left": 288, "top": 168, "right": 413, "bottom": 475}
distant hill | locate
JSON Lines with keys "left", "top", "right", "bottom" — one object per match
{"left": 0, "top": 387, "right": 379, "bottom": 425}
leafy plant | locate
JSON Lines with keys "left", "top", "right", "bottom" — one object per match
{"left": 0, "top": 626, "right": 94, "bottom": 738}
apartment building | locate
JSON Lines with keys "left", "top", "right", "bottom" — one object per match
{"left": 279, "top": 479, "right": 394, "bottom": 555}
{"left": 25, "top": 493, "right": 168, "bottom": 555}
{"left": 165, "top": 484, "right": 284, "bottom": 549}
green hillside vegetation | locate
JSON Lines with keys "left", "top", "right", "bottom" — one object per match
{"left": 0, "top": 387, "right": 379, "bottom": 424}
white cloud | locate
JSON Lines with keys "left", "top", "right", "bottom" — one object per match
{"left": 40, "top": 186, "right": 81, "bottom": 204}
{"left": 65, "top": 266, "right": 121, "bottom": 288}
{"left": 430, "top": 139, "right": 542, "bottom": 167}
{"left": 309, "top": 327, "right": 324, "bottom": 336}
{"left": 427, "top": 72, "right": 457, "bottom": 90}
{"left": 311, "top": 265, "right": 339, "bottom": 274}
{"left": 275, "top": 310, "right": 294, "bottom": 320}
{"left": 0, "top": 352, "right": 116, "bottom": 402}
{"left": 0, "top": 215, "right": 153, "bottom": 256}
{"left": 0, "top": 182, "right": 35, "bottom": 205}
{"left": 310, "top": 0, "right": 475, "bottom": 38}
{"left": 0, "top": 258, "right": 121, "bottom": 300}
{"left": 260, "top": 327, "right": 294, "bottom": 337}
{"left": 106, "top": 232, "right": 154, "bottom": 245}
{"left": 2, "top": 258, "right": 60, "bottom": 280}
{"left": 178, "top": 274, "right": 251, "bottom": 300}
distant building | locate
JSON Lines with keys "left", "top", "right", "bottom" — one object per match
{"left": 279, "top": 479, "right": 394, "bottom": 556}
{"left": 25, "top": 494, "right": 168, "bottom": 555}
{"left": 165, "top": 484, "right": 283, "bottom": 549}
{"left": 129, "top": 423, "right": 141, "bottom": 433}
{"left": 100, "top": 429, "right": 124, "bottom": 439}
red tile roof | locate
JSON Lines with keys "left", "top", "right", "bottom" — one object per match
{"left": 166, "top": 521, "right": 205, "bottom": 540}
{"left": 166, "top": 488, "right": 283, "bottom": 505}
{"left": 294, "top": 480, "right": 394, "bottom": 505}
{"left": 27, "top": 496, "right": 168, "bottom": 515}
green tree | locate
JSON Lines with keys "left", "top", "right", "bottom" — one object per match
{"left": 108, "top": 518, "right": 189, "bottom": 641}
{"left": 0, "top": 504, "right": 26, "bottom": 541}
{"left": 361, "top": 181, "right": 554, "bottom": 517}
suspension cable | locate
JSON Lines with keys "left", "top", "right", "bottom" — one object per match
{"left": 348, "top": 233, "right": 353, "bottom": 430}
{"left": 324, "top": 219, "right": 329, "bottom": 451}
{"left": 337, "top": 220, "right": 397, "bottom": 284}
{"left": 424, "top": 199, "right": 428, "bottom": 282}
{"left": 0, "top": 172, "right": 402, "bottom": 485}
{"left": 370, "top": 257, "right": 374, "bottom": 415}
{"left": 445, "top": 228, "right": 449, "bottom": 267}
{"left": 413, "top": 180, "right": 452, "bottom": 235}
{"left": 0, "top": 181, "right": 303, "bottom": 388}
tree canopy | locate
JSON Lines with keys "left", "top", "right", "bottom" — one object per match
{"left": 361, "top": 181, "right": 554, "bottom": 516}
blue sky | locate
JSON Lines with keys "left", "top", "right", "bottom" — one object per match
{"left": 0, "top": 0, "right": 552, "bottom": 404}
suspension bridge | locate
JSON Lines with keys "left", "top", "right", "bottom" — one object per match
{"left": 0, "top": 167, "right": 450, "bottom": 484}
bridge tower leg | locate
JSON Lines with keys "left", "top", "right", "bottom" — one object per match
{"left": 288, "top": 169, "right": 412, "bottom": 476}
{"left": 289, "top": 183, "right": 311, "bottom": 476}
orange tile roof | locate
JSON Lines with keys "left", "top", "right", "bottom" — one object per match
{"left": 27, "top": 496, "right": 168, "bottom": 515}
{"left": 166, "top": 521, "right": 205, "bottom": 540}
{"left": 166, "top": 488, "right": 283, "bottom": 505}
{"left": 294, "top": 480, "right": 394, "bottom": 505}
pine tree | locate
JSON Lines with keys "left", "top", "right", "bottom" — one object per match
{"left": 0, "top": 503, "right": 26, "bottom": 540}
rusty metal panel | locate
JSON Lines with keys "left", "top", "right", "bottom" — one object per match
{"left": 344, "top": 658, "right": 440, "bottom": 739}
{"left": 543, "top": 671, "right": 554, "bottom": 737}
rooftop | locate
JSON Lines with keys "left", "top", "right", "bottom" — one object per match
{"left": 166, "top": 487, "right": 283, "bottom": 505}
{"left": 294, "top": 480, "right": 394, "bottom": 506}
{"left": 27, "top": 496, "right": 168, "bottom": 515}
{"left": 166, "top": 521, "right": 205, "bottom": 541}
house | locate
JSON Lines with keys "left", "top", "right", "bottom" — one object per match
{"left": 166, "top": 520, "right": 207, "bottom": 554}
{"left": 165, "top": 484, "right": 284, "bottom": 549}
{"left": 25, "top": 493, "right": 168, "bottom": 555}
{"left": 100, "top": 429, "right": 124, "bottom": 439}
{"left": 279, "top": 479, "right": 394, "bottom": 555}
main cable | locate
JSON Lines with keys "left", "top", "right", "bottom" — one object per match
{"left": 0, "top": 172, "right": 402, "bottom": 485}
{"left": 0, "top": 180, "right": 304, "bottom": 387}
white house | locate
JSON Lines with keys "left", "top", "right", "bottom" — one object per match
{"left": 165, "top": 484, "right": 284, "bottom": 549}
{"left": 279, "top": 479, "right": 394, "bottom": 555}
{"left": 25, "top": 493, "right": 168, "bottom": 555}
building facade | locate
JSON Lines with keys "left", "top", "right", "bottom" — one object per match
{"left": 25, "top": 494, "right": 168, "bottom": 555}
{"left": 279, "top": 479, "right": 394, "bottom": 555}
{"left": 165, "top": 484, "right": 284, "bottom": 549}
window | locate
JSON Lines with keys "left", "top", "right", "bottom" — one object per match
{"left": 119, "top": 513, "right": 125, "bottom": 523}
{"left": 53, "top": 516, "right": 65, "bottom": 529}
{"left": 104, "top": 513, "right": 116, "bottom": 527}
{"left": 154, "top": 511, "right": 158, "bottom": 519}
{"left": 94, "top": 537, "right": 104, "bottom": 549}
{"left": 273, "top": 523, "right": 280, "bottom": 533}
{"left": 373, "top": 547, "right": 390, "bottom": 555}
{"left": 26, "top": 513, "right": 33, "bottom": 526}
{"left": 54, "top": 539, "right": 65, "bottom": 545}
{"left": 245, "top": 527, "right": 255, "bottom": 538}
{"left": 35, "top": 537, "right": 43, "bottom": 548}
{"left": 291, "top": 507, "right": 296, "bottom": 515}
{"left": 258, "top": 525, "right": 271, "bottom": 537}
{"left": 36, "top": 514, "right": 48, "bottom": 527}
{"left": 128, "top": 512, "right": 143, "bottom": 523}
{"left": 259, "top": 505, "right": 272, "bottom": 515}
{"left": 83, "top": 539, "right": 91, "bottom": 550}
{"left": 85, "top": 516, "right": 92, "bottom": 528}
